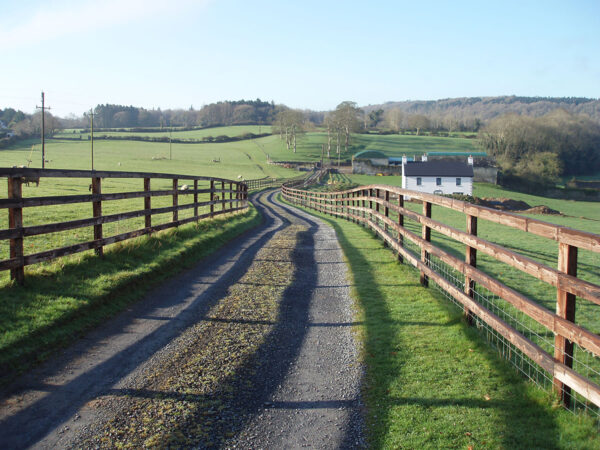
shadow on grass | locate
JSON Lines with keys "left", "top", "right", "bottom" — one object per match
{"left": 0, "top": 208, "right": 261, "bottom": 385}
{"left": 308, "top": 209, "right": 564, "bottom": 448}
{"left": 0, "top": 194, "right": 277, "bottom": 448}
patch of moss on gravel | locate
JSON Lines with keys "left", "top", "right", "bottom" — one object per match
{"left": 82, "top": 224, "right": 305, "bottom": 448}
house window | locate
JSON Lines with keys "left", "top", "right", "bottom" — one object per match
{"left": 456, "top": 177, "right": 462, "bottom": 186}
{"left": 416, "top": 177, "right": 422, "bottom": 186}
{"left": 436, "top": 177, "right": 442, "bottom": 186}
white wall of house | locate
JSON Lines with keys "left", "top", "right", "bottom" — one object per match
{"left": 402, "top": 175, "right": 473, "bottom": 195}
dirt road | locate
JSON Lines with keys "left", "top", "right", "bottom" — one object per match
{"left": 0, "top": 190, "right": 364, "bottom": 449}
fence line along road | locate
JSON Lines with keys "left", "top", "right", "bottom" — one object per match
{"left": 282, "top": 181, "right": 600, "bottom": 415}
{"left": 1, "top": 167, "right": 248, "bottom": 284}
{"left": 244, "top": 174, "right": 307, "bottom": 191}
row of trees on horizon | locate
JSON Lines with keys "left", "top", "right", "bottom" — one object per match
{"left": 2, "top": 97, "right": 599, "bottom": 185}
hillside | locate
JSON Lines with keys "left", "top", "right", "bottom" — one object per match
{"left": 363, "top": 96, "right": 600, "bottom": 122}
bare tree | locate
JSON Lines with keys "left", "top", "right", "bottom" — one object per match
{"left": 384, "top": 108, "right": 404, "bottom": 133}
{"left": 333, "top": 101, "right": 362, "bottom": 153}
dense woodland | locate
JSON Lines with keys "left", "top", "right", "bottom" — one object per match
{"left": 2, "top": 96, "right": 599, "bottom": 186}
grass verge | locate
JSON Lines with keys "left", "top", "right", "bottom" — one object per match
{"left": 0, "top": 206, "right": 261, "bottom": 387}
{"left": 280, "top": 194, "right": 600, "bottom": 449}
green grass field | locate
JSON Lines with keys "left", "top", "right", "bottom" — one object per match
{"left": 320, "top": 172, "right": 600, "bottom": 399}
{"left": 54, "top": 125, "right": 272, "bottom": 140}
{"left": 280, "top": 194, "right": 600, "bottom": 448}
{"left": 0, "top": 206, "right": 261, "bottom": 386}
{"left": 0, "top": 135, "right": 298, "bottom": 280}
{"left": 245, "top": 131, "right": 477, "bottom": 163}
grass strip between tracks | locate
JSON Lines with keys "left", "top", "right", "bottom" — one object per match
{"left": 0, "top": 206, "right": 261, "bottom": 387}
{"left": 280, "top": 194, "right": 600, "bottom": 449}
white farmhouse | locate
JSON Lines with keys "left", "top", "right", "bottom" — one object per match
{"left": 402, "top": 155, "right": 474, "bottom": 195}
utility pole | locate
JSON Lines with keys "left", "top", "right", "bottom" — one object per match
{"left": 36, "top": 91, "right": 51, "bottom": 168}
{"left": 90, "top": 108, "right": 96, "bottom": 170}
{"left": 169, "top": 126, "right": 173, "bottom": 160}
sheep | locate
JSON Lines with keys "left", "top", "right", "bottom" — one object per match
{"left": 179, "top": 184, "right": 189, "bottom": 191}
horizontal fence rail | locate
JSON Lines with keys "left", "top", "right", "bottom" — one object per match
{"left": 245, "top": 174, "right": 307, "bottom": 191}
{"left": 1, "top": 167, "right": 248, "bottom": 284}
{"left": 282, "top": 182, "right": 600, "bottom": 416}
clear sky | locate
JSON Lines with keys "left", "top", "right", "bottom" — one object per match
{"left": 1, "top": 0, "right": 599, "bottom": 117}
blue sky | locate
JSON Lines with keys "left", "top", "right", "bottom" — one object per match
{"left": 1, "top": 0, "right": 599, "bottom": 117}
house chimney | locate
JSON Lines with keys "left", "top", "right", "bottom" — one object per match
{"left": 422, "top": 153, "right": 428, "bottom": 162}
{"left": 468, "top": 155, "right": 474, "bottom": 166}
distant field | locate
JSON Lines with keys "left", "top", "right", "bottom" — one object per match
{"left": 255, "top": 132, "right": 478, "bottom": 163}
{"left": 54, "top": 125, "right": 272, "bottom": 140}
{"left": 47, "top": 129, "right": 477, "bottom": 165}
{"left": 0, "top": 135, "right": 298, "bottom": 284}
{"left": 0, "top": 136, "right": 293, "bottom": 179}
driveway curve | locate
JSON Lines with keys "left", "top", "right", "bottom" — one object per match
{"left": 0, "top": 189, "right": 364, "bottom": 449}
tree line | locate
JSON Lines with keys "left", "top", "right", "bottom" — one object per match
{"left": 478, "top": 109, "right": 600, "bottom": 186}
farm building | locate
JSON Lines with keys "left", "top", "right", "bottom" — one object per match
{"left": 352, "top": 150, "right": 495, "bottom": 184}
{"left": 401, "top": 155, "right": 474, "bottom": 195}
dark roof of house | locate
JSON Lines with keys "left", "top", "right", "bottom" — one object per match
{"left": 403, "top": 161, "right": 474, "bottom": 177}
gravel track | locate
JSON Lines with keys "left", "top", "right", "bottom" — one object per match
{"left": 0, "top": 189, "right": 364, "bottom": 449}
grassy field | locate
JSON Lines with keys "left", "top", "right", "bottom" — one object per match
{"left": 317, "top": 173, "right": 600, "bottom": 400}
{"left": 280, "top": 194, "right": 600, "bottom": 448}
{"left": 248, "top": 131, "right": 477, "bottom": 163}
{"left": 54, "top": 125, "right": 272, "bottom": 140}
{"left": 0, "top": 206, "right": 260, "bottom": 386}
{"left": 0, "top": 136, "right": 299, "bottom": 279}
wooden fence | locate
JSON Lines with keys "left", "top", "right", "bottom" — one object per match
{"left": 282, "top": 182, "right": 600, "bottom": 411}
{"left": 1, "top": 167, "right": 248, "bottom": 284}
{"left": 245, "top": 174, "right": 307, "bottom": 191}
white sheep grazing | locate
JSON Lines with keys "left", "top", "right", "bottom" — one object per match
{"left": 179, "top": 184, "right": 189, "bottom": 191}
{"left": 237, "top": 174, "right": 243, "bottom": 179}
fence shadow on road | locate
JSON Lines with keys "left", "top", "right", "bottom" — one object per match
{"left": 311, "top": 209, "right": 562, "bottom": 448}
{"left": 0, "top": 190, "right": 287, "bottom": 448}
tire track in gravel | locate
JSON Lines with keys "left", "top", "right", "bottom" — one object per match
{"left": 0, "top": 189, "right": 364, "bottom": 449}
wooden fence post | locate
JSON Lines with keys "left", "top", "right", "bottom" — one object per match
{"left": 554, "top": 242, "right": 578, "bottom": 407}
{"left": 8, "top": 176, "right": 24, "bottom": 284}
{"left": 369, "top": 189, "right": 374, "bottom": 227}
{"left": 210, "top": 180, "right": 215, "bottom": 218}
{"left": 221, "top": 181, "right": 225, "bottom": 211}
{"left": 144, "top": 178, "right": 151, "bottom": 230}
{"left": 384, "top": 190, "right": 389, "bottom": 234}
{"left": 193, "top": 180, "right": 198, "bottom": 221}
{"left": 398, "top": 193, "right": 404, "bottom": 263}
{"left": 420, "top": 201, "right": 432, "bottom": 286}
{"left": 92, "top": 177, "right": 103, "bottom": 257}
{"left": 464, "top": 215, "right": 477, "bottom": 324}
{"left": 229, "top": 182, "right": 233, "bottom": 211}
{"left": 362, "top": 189, "right": 368, "bottom": 227}
{"left": 172, "top": 179, "right": 179, "bottom": 223}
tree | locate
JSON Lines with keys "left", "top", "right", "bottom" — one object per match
{"left": 274, "top": 109, "right": 305, "bottom": 152}
{"left": 478, "top": 110, "right": 600, "bottom": 181}
{"left": 367, "top": 109, "right": 384, "bottom": 129}
{"left": 406, "top": 114, "right": 430, "bottom": 135}
{"left": 333, "top": 101, "right": 362, "bottom": 153}
{"left": 384, "top": 108, "right": 405, "bottom": 133}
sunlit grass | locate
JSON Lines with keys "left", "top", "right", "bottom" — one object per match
{"left": 281, "top": 194, "right": 600, "bottom": 448}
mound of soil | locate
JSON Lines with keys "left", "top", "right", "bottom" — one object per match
{"left": 479, "top": 197, "right": 531, "bottom": 211}
{"left": 521, "top": 205, "right": 562, "bottom": 215}
{"left": 474, "top": 197, "right": 562, "bottom": 215}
